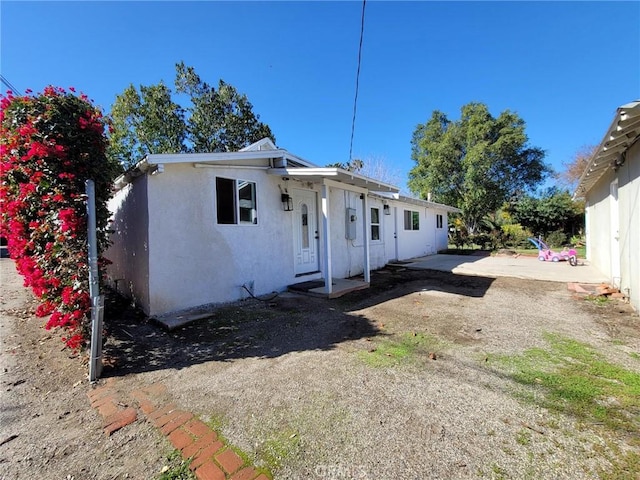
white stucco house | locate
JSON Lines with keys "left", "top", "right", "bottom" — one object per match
{"left": 574, "top": 100, "right": 640, "bottom": 311}
{"left": 106, "top": 138, "right": 459, "bottom": 317}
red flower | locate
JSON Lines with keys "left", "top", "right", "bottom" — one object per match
{"left": 26, "top": 142, "right": 48, "bottom": 159}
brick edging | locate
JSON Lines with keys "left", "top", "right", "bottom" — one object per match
{"left": 87, "top": 379, "right": 269, "bottom": 480}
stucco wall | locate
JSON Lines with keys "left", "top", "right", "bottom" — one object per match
{"left": 585, "top": 170, "right": 615, "bottom": 274}
{"left": 145, "top": 164, "right": 299, "bottom": 316}
{"left": 326, "top": 189, "right": 385, "bottom": 279}
{"left": 323, "top": 191, "right": 449, "bottom": 277}
{"left": 585, "top": 141, "right": 639, "bottom": 310}
{"left": 108, "top": 164, "right": 455, "bottom": 316}
{"left": 394, "top": 206, "right": 433, "bottom": 261}
{"left": 105, "top": 176, "right": 150, "bottom": 313}
{"left": 618, "top": 141, "right": 639, "bottom": 310}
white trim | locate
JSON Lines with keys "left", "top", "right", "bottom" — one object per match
{"left": 194, "top": 163, "right": 269, "bottom": 170}
{"left": 323, "top": 177, "right": 368, "bottom": 195}
{"left": 149, "top": 150, "right": 290, "bottom": 164}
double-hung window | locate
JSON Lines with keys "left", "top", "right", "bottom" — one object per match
{"left": 216, "top": 177, "right": 257, "bottom": 225}
{"left": 404, "top": 210, "right": 419, "bottom": 230}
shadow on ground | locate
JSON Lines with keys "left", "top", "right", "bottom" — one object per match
{"left": 103, "top": 267, "right": 495, "bottom": 377}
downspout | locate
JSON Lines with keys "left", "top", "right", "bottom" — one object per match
{"left": 321, "top": 182, "right": 332, "bottom": 294}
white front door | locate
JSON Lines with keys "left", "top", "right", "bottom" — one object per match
{"left": 293, "top": 189, "right": 319, "bottom": 275}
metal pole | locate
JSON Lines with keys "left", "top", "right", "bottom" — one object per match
{"left": 86, "top": 180, "right": 103, "bottom": 381}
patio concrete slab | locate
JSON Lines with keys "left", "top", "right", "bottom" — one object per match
{"left": 400, "top": 254, "right": 609, "bottom": 284}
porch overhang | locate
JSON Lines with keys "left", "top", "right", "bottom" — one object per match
{"left": 267, "top": 167, "right": 399, "bottom": 193}
{"left": 269, "top": 167, "right": 397, "bottom": 298}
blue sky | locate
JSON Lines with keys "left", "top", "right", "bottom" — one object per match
{"left": 2, "top": 1, "right": 639, "bottom": 192}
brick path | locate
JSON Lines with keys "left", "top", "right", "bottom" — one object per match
{"left": 87, "top": 378, "right": 269, "bottom": 480}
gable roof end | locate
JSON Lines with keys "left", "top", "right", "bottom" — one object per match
{"left": 574, "top": 101, "right": 640, "bottom": 199}
{"left": 239, "top": 138, "right": 277, "bottom": 152}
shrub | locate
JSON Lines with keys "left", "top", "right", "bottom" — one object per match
{"left": 0, "top": 87, "right": 120, "bottom": 350}
{"left": 500, "top": 223, "right": 531, "bottom": 248}
{"left": 546, "top": 230, "right": 567, "bottom": 248}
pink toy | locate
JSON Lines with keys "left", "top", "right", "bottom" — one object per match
{"left": 528, "top": 237, "right": 578, "bottom": 266}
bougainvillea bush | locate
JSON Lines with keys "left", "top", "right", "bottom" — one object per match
{"left": 0, "top": 86, "right": 121, "bottom": 350}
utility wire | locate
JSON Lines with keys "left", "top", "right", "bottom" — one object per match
{"left": 348, "top": 0, "right": 366, "bottom": 163}
{"left": 0, "top": 74, "right": 22, "bottom": 95}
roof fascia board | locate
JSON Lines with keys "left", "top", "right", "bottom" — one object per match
{"left": 146, "top": 149, "right": 289, "bottom": 165}
{"left": 366, "top": 192, "right": 460, "bottom": 213}
{"left": 323, "top": 177, "right": 368, "bottom": 195}
{"left": 397, "top": 195, "right": 461, "bottom": 212}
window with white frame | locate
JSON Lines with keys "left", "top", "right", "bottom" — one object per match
{"left": 404, "top": 210, "right": 419, "bottom": 230}
{"left": 436, "top": 214, "right": 443, "bottom": 229}
{"left": 371, "top": 207, "right": 380, "bottom": 240}
{"left": 216, "top": 177, "right": 257, "bottom": 225}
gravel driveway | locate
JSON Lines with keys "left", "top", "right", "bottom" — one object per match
{"left": 1, "top": 258, "right": 638, "bottom": 479}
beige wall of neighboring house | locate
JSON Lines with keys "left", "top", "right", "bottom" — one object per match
{"left": 576, "top": 101, "right": 640, "bottom": 311}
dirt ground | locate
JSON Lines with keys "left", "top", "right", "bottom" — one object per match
{"left": 1, "top": 257, "right": 639, "bottom": 479}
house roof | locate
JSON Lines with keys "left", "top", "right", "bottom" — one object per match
{"left": 113, "top": 138, "right": 456, "bottom": 211}
{"left": 145, "top": 141, "right": 315, "bottom": 169}
{"left": 574, "top": 100, "right": 640, "bottom": 199}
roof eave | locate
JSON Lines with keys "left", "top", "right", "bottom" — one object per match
{"left": 574, "top": 100, "right": 640, "bottom": 199}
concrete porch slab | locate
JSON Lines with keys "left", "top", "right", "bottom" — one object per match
{"left": 288, "top": 277, "right": 369, "bottom": 298}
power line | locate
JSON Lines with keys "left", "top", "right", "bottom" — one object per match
{"left": 0, "top": 74, "right": 22, "bottom": 96}
{"left": 348, "top": 0, "right": 366, "bottom": 163}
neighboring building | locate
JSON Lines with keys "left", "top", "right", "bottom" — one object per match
{"left": 106, "top": 138, "right": 459, "bottom": 317}
{"left": 575, "top": 101, "right": 640, "bottom": 311}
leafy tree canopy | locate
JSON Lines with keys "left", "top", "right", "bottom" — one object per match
{"left": 108, "top": 82, "right": 186, "bottom": 168}
{"left": 408, "top": 102, "right": 549, "bottom": 233}
{"left": 510, "top": 187, "right": 584, "bottom": 238}
{"left": 108, "top": 62, "right": 275, "bottom": 168}
{"left": 175, "top": 62, "right": 274, "bottom": 154}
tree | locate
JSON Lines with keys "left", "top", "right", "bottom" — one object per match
{"left": 108, "top": 82, "right": 186, "bottom": 168}
{"left": 408, "top": 102, "right": 549, "bottom": 234}
{"left": 175, "top": 62, "right": 275, "bottom": 153}
{"left": 108, "top": 63, "right": 276, "bottom": 169}
{"left": 557, "top": 144, "right": 598, "bottom": 191}
{"left": 1, "top": 86, "right": 120, "bottom": 350}
{"left": 511, "top": 187, "right": 584, "bottom": 239}
{"left": 326, "top": 158, "right": 364, "bottom": 171}
{"left": 326, "top": 155, "right": 405, "bottom": 189}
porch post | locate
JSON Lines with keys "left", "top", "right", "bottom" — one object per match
{"left": 321, "top": 182, "right": 332, "bottom": 294}
{"left": 362, "top": 193, "right": 370, "bottom": 283}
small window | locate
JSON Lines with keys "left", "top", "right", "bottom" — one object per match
{"left": 436, "top": 214, "right": 443, "bottom": 229}
{"left": 404, "top": 210, "right": 419, "bottom": 230}
{"left": 216, "top": 177, "right": 257, "bottom": 225}
{"left": 371, "top": 207, "right": 380, "bottom": 241}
